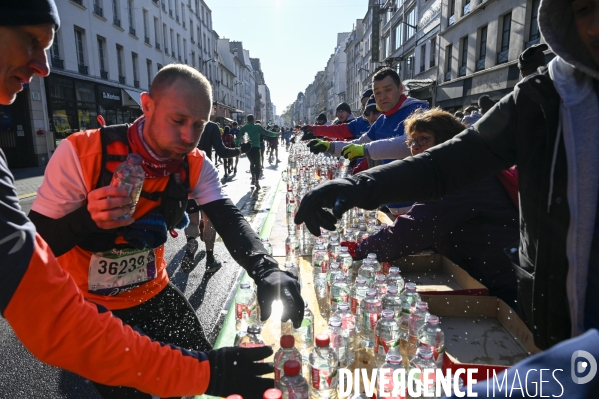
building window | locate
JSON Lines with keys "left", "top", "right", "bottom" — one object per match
{"left": 142, "top": 9, "right": 149, "bottom": 41}
{"left": 407, "top": 8, "right": 416, "bottom": 38}
{"left": 98, "top": 36, "right": 107, "bottom": 78}
{"left": 154, "top": 17, "right": 160, "bottom": 48}
{"left": 112, "top": 0, "right": 120, "bottom": 26}
{"left": 463, "top": 0, "right": 471, "bottom": 15}
{"left": 50, "top": 31, "right": 60, "bottom": 58}
{"left": 191, "top": 51, "right": 196, "bottom": 68}
{"left": 181, "top": 2, "right": 185, "bottom": 25}
{"left": 183, "top": 39, "right": 187, "bottom": 62}
{"left": 445, "top": 44, "right": 452, "bottom": 81}
{"left": 382, "top": 35, "right": 389, "bottom": 59}
{"left": 163, "top": 23, "right": 168, "bottom": 52}
{"left": 497, "top": 12, "right": 511, "bottom": 64}
{"left": 146, "top": 59, "right": 152, "bottom": 88}
{"left": 170, "top": 29, "right": 175, "bottom": 57}
{"left": 190, "top": 20, "right": 194, "bottom": 41}
{"left": 420, "top": 44, "right": 426, "bottom": 72}
{"left": 405, "top": 55, "right": 414, "bottom": 80}
{"left": 459, "top": 36, "right": 468, "bottom": 76}
{"left": 116, "top": 44, "right": 125, "bottom": 83}
{"left": 394, "top": 22, "right": 403, "bottom": 49}
{"left": 93, "top": 0, "right": 104, "bottom": 17}
{"left": 430, "top": 37, "right": 436, "bottom": 68}
{"left": 157, "top": 63, "right": 163, "bottom": 71}
{"left": 449, "top": 0, "right": 456, "bottom": 25}
{"left": 477, "top": 25, "right": 487, "bottom": 70}
{"left": 74, "top": 27, "right": 88, "bottom": 75}
{"left": 527, "top": 0, "right": 541, "bottom": 47}
{"left": 177, "top": 33, "right": 181, "bottom": 60}
{"left": 132, "top": 52, "right": 139, "bottom": 87}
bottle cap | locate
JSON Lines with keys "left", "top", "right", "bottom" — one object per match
{"left": 329, "top": 316, "right": 342, "bottom": 327}
{"left": 335, "top": 274, "right": 346, "bottom": 282}
{"left": 415, "top": 301, "right": 428, "bottom": 311}
{"left": 417, "top": 346, "right": 433, "bottom": 360}
{"left": 127, "top": 153, "right": 143, "bottom": 164}
{"left": 337, "top": 302, "right": 350, "bottom": 311}
{"left": 315, "top": 334, "right": 330, "bottom": 347}
{"left": 280, "top": 335, "right": 295, "bottom": 348}
{"left": 387, "top": 286, "right": 398, "bottom": 295}
{"left": 367, "top": 253, "right": 377, "bottom": 260}
{"left": 389, "top": 267, "right": 400, "bottom": 275}
{"left": 385, "top": 354, "right": 403, "bottom": 365}
{"left": 227, "top": 395, "right": 243, "bottom": 399}
{"left": 247, "top": 325, "right": 261, "bottom": 334}
{"left": 427, "top": 315, "right": 440, "bottom": 325}
{"left": 330, "top": 262, "right": 340, "bottom": 269}
{"left": 366, "top": 288, "right": 377, "bottom": 297}
{"left": 381, "top": 309, "right": 394, "bottom": 319}
{"left": 263, "top": 388, "right": 282, "bottom": 399}
{"left": 283, "top": 360, "right": 301, "bottom": 376}
{"left": 240, "top": 282, "right": 251, "bottom": 289}
{"left": 405, "top": 282, "right": 417, "bottom": 291}
{"left": 375, "top": 275, "right": 386, "bottom": 283}
{"left": 356, "top": 277, "right": 368, "bottom": 285}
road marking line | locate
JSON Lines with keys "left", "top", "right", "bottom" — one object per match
{"left": 18, "top": 192, "right": 37, "bottom": 200}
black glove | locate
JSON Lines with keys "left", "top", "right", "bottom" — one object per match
{"left": 294, "top": 175, "right": 378, "bottom": 236}
{"left": 252, "top": 255, "right": 304, "bottom": 328}
{"left": 205, "top": 346, "right": 274, "bottom": 399}
{"left": 240, "top": 141, "right": 252, "bottom": 154}
{"left": 300, "top": 125, "right": 310, "bottom": 133}
{"left": 301, "top": 131, "right": 315, "bottom": 141}
{"left": 307, "top": 139, "right": 330, "bottom": 154}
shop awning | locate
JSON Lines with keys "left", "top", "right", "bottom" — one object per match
{"left": 223, "top": 117, "right": 234, "bottom": 123}
{"left": 122, "top": 88, "right": 143, "bottom": 107}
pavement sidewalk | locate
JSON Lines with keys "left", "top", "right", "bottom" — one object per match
{"left": 11, "top": 166, "right": 45, "bottom": 199}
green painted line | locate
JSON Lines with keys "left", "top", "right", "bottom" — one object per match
{"left": 196, "top": 172, "right": 284, "bottom": 399}
{"left": 18, "top": 192, "right": 37, "bottom": 200}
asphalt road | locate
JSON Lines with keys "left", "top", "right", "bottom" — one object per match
{"left": 0, "top": 151, "right": 287, "bottom": 398}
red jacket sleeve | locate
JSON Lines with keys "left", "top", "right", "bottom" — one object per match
{"left": 4, "top": 234, "right": 211, "bottom": 397}
{"left": 309, "top": 124, "right": 354, "bottom": 140}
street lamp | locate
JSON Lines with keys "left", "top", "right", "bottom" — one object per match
{"left": 202, "top": 57, "right": 216, "bottom": 66}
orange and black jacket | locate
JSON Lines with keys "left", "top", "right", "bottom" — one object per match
{"left": 0, "top": 150, "right": 211, "bottom": 397}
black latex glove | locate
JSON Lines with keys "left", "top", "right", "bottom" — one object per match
{"left": 307, "top": 139, "right": 330, "bottom": 154}
{"left": 240, "top": 141, "right": 252, "bottom": 154}
{"left": 294, "top": 175, "right": 378, "bottom": 236}
{"left": 300, "top": 125, "right": 310, "bottom": 133}
{"left": 252, "top": 255, "right": 304, "bottom": 328}
{"left": 205, "top": 346, "right": 274, "bottom": 399}
{"left": 301, "top": 131, "right": 315, "bottom": 141}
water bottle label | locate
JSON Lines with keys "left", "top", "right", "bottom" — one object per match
{"left": 235, "top": 303, "right": 253, "bottom": 320}
{"left": 350, "top": 297, "right": 361, "bottom": 314}
{"left": 310, "top": 367, "right": 338, "bottom": 390}
{"left": 331, "top": 294, "right": 348, "bottom": 304}
{"left": 286, "top": 244, "right": 295, "bottom": 256}
{"left": 381, "top": 261, "right": 392, "bottom": 275}
{"left": 420, "top": 342, "right": 445, "bottom": 362}
{"left": 274, "top": 367, "right": 282, "bottom": 384}
{"left": 362, "top": 312, "right": 380, "bottom": 331}
{"left": 374, "top": 333, "right": 399, "bottom": 354}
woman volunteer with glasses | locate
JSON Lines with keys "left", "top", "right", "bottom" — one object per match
{"left": 340, "top": 108, "right": 520, "bottom": 307}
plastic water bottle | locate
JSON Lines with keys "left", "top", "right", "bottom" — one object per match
{"left": 387, "top": 267, "right": 405, "bottom": 292}
{"left": 358, "top": 259, "right": 376, "bottom": 285}
{"left": 376, "top": 354, "right": 407, "bottom": 399}
{"left": 110, "top": 153, "right": 145, "bottom": 219}
{"left": 235, "top": 324, "right": 265, "bottom": 347}
{"left": 314, "top": 274, "right": 330, "bottom": 317}
{"left": 357, "top": 226, "right": 369, "bottom": 242}
{"left": 287, "top": 199, "right": 297, "bottom": 226}
{"left": 236, "top": 282, "right": 258, "bottom": 329}
{"left": 312, "top": 245, "right": 329, "bottom": 278}
{"left": 417, "top": 315, "right": 445, "bottom": 370}
{"left": 337, "top": 247, "right": 353, "bottom": 278}
{"left": 382, "top": 286, "right": 403, "bottom": 318}
{"left": 359, "top": 288, "right": 382, "bottom": 345}
{"left": 332, "top": 302, "right": 356, "bottom": 365}
{"left": 349, "top": 276, "right": 369, "bottom": 332}
{"left": 278, "top": 360, "right": 310, "bottom": 399}
{"left": 261, "top": 238, "right": 274, "bottom": 256}
{"left": 326, "top": 316, "right": 349, "bottom": 368}
{"left": 373, "top": 274, "right": 388, "bottom": 299}
{"left": 309, "top": 334, "right": 339, "bottom": 399}
{"left": 374, "top": 309, "right": 401, "bottom": 367}
{"left": 399, "top": 283, "right": 421, "bottom": 367}
{"left": 326, "top": 262, "right": 343, "bottom": 296}
{"left": 274, "top": 335, "right": 302, "bottom": 385}
{"left": 330, "top": 274, "right": 350, "bottom": 315}
{"left": 286, "top": 232, "right": 299, "bottom": 264}
{"left": 409, "top": 346, "right": 436, "bottom": 397}
{"left": 408, "top": 301, "right": 430, "bottom": 361}
{"left": 327, "top": 236, "right": 341, "bottom": 263}
{"left": 367, "top": 253, "right": 382, "bottom": 275}
{"left": 284, "top": 261, "right": 302, "bottom": 289}
{"left": 293, "top": 301, "right": 315, "bottom": 361}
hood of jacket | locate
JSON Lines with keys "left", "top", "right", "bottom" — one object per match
{"left": 539, "top": 0, "right": 599, "bottom": 81}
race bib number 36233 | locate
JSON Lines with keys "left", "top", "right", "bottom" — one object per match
{"left": 88, "top": 248, "right": 157, "bottom": 296}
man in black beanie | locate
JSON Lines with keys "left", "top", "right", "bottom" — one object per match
{"left": 518, "top": 43, "right": 549, "bottom": 78}
{"left": 0, "top": 1, "right": 275, "bottom": 398}
{"left": 334, "top": 101, "right": 355, "bottom": 124}
{"left": 315, "top": 113, "right": 330, "bottom": 125}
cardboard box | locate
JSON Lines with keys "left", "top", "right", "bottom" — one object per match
{"left": 392, "top": 254, "right": 489, "bottom": 296}
{"left": 421, "top": 295, "right": 540, "bottom": 381}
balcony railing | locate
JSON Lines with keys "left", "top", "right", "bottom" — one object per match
{"left": 161, "top": 2, "right": 165, "bottom": 11}
{"left": 93, "top": 5, "right": 103, "bottom": 17}
{"left": 525, "top": 37, "right": 541, "bottom": 49}
{"left": 476, "top": 58, "right": 485, "bottom": 71}
{"left": 169, "top": 10, "right": 173, "bottom": 17}
{"left": 182, "top": 21, "right": 186, "bottom": 28}
{"left": 496, "top": 49, "right": 509, "bottom": 64}
{"left": 100, "top": 69, "right": 108, "bottom": 79}
{"left": 113, "top": 17, "right": 121, "bottom": 27}
{"left": 51, "top": 56, "right": 64, "bottom": 69}
{"left": 119, "top": 75, "right": 126, "bottom": 84}
{"left": 449, "top": 14, "right": 455, "bottom": 25}
{"left": 72, "top": 0, "right": 83, "bottom": 5}
{"left": 172, "top": 51, "right": 175, "bottom": 58}
{"left": 129, "top": 27, "right": 136, "bottom": 36}
{"left": 429, "top": 59, "right": 435, "bottom": 68}
{"left": 444, "top": 71, "right": 451, "bottom": 81}
{"left": 459, "top": 65, "right": 467, "bottom": 76}
{"left": 78, "top": 64, "right": 89, "bottom": 75}
{"left": 176, "top": 16, "right": 180, "bottom": 22}
{"left": 463, "top": 3, "right": 471, "bottom": 15}
{"left": 145, "top": 36, "right": 150, "bottom": 44}
{"left": 420, "top": 64, "right": 425, "bottom": 73}
{"left": 134, "top": 80, "right": 140, "bottom": 88}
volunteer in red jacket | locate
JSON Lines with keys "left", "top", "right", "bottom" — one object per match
{"left": 0, "top": 1, "right": 275, "bottom": 398}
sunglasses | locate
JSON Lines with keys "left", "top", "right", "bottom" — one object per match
{"left": 364, "top": 108, "right": 381, "bottom": 117}
{"left": 406, "top": 135, "right": 434, "bottom": 148}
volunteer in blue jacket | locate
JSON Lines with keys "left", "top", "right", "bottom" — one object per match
{"left": 309, "top": 67, "right": 429, "bottom": 214}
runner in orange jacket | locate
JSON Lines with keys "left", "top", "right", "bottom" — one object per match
{"left": 0, "top": 2, "right": 272, "bottom": 398}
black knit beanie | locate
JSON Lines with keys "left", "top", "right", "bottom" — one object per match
{"left": 336, "top": 102, "right": 351, "bottom": 114}
{"left": 0, "top": 0, "right": 60, "bottom": 29}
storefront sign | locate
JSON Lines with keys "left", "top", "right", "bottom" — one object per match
{"left": 436, "top": 81, "right": 463, "bottom": 102}
{"left": 102, "top": 92, "right": 121, "bottom": 101}
{"left": 471, "top": 68, "right": 509, "bottom": 96}
{"left": 97, "top": 85, "right": 122, "bottom": 105}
